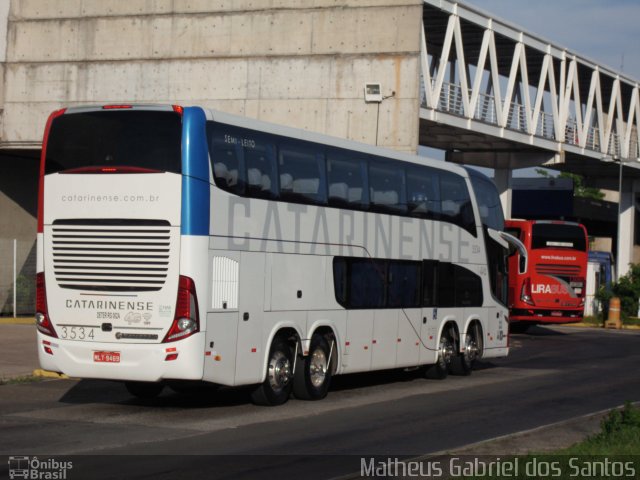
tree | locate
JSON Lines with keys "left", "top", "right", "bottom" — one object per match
{"left": 535, "top": 168, "right": 605, "bottom": 200}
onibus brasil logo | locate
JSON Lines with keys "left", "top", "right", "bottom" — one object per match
{"left": 8, "top": 456, "right": 72, "bottom": 479}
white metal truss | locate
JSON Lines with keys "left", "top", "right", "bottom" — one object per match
{"left": 421, "top": 0, "right": 640, "bottom": 163}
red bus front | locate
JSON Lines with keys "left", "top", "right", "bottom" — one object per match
{"left": 506, "top": 220, "right": 588, "bottom": 325}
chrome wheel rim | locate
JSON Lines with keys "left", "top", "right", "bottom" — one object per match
{"left": 464, "top": 333, "right": 479, "bottom": 363}
{"left": 268, "top": 351, "right": 291, "bottom": 391}
{"left": 309, "top": 348, "right": 328, "bottom": 388}
{"left": 438, "top": 336, "right": 454, "bottom": 367}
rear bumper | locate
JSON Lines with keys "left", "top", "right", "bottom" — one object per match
{"left": 510, "top": 308, "right": 583, "bottom": 324}
{"left": 37, "top": 332, "right": 205, "bottom": 382}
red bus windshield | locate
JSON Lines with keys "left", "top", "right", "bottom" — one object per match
{"left": 531, "top": 223, "right": 587, "bottom": 251}
{"left": 45, "top": 110, "right": 182, "bottom": 174}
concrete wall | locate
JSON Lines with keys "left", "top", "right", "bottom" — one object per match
{"left": 3, "top": 0, "right": 423, "bottom": 151}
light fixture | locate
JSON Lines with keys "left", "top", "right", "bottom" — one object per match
{"left": 364, "top": 83, "right": 383, "bottom": 103}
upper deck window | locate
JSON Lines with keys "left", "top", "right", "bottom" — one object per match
{"left": 45, "top": 111, "right": 182, "bottom": 174}
{"left": 209, "top": 120, "right": 478, "bottom": 236}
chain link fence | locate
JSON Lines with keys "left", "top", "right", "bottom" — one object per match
{"left": 0, "top": 238, "right": 36, "bottom": 317}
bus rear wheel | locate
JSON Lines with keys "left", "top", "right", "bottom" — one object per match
{"left": 251, "top": 336, "right": 293, "bottom": 406}
{"left": 293, "top": 333, "right": 333, "bottom": 400}
{"left": 450, "top": 323, "right": 482, "bottom": 376}
{"left": 125, "top": 381, "right": 164, "bottom": 399}
{"left": 425, "top": 328, "right": 454, "bottom": 380}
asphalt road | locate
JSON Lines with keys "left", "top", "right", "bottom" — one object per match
{"left": 1, "top": 326, "right": 639, "bottom": 479}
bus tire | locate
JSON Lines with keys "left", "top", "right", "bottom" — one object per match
{"left": 251, "top": 336, "right": 293, "bottom": 406}
{"left": 425, "top": 328, "right": 454, "bottom": 380}
{"left": 450, "top": 323, "right": 482, "bottom": 376}
{"left": 293, "top": 333, "right": 332, "bottom": 400}
{"left": 125, "top": 381, "right": 164, "bottom": 399}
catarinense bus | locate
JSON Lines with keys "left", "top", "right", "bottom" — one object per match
{"left": 36, "top": 105, "right": 523, "bottom": 405}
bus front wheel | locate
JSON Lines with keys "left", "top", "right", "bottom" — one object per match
{"left": 251, "top": 336, "right": 294, "bottom": 406}
{"left": 293, "top": 333, "right": 333, "bottom": 400}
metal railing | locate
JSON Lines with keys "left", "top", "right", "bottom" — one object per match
{"left": 424, "top": 79, "right": 632, "bottom": 157}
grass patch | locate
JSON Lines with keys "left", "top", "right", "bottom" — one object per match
{"left": 462, "top": 404, "right": 640, "bottom": 479}
{"left": 559, "top": 402, "right": 640, "bottom": 456}
{"left": 0, "top": 374, "right": 44, "bottom": 386}
{"left": 582, "top": 315, "right": 603, "bottom": 326}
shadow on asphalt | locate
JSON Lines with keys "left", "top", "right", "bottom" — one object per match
{"left": 56, "top": 361, "right": 499, "bottom": 408}
{"left": 510, "top": 325, "right": 569, "bottom": 336}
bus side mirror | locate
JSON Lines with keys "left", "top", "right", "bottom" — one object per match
{"left": 502, "top": 231, "right": 527, "bottom": 274}
{"left": 488, "top": 228, "right": 528, "bottom": 275}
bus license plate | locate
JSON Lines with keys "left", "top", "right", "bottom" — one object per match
{"left": 93, "top": 351, "right": 120, "bottom": 363}
{"left": 551, "top": 311, "right": 562, "bottom": 317}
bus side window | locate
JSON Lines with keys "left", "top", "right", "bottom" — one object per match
{"left": 422, "top": 260, "right": 438, "bottom": 307}
{"left": 278, "top": 140, "right": 326, "bottom": 205}
{"left": 454, "top": 265, "right": 483, "bottom": 307}
{"left": 387, "top": 261, "right": 421, "bottom": 308}
{"left": 333, "top": 257, "right": 348, "bottom": 307}
{"left": 208, "top": 127, "right": 245, "bottom": 195}
{"left": 406, "top": 165, "right": 440, "bottom": 219}
{"left": 327, "top": 149, "right": 368, "bottom": 209}
{"left": 437, "top": 262, "right": 456, "bottom": 308}
{"left": 349, "top": 259, "right": 387, "bottom": 308}
{"left": 440, "top": 172, "right": 476, "bottom": 235}
{"left": 369, "top": 158, "right": 407, "bottom": 214}
{"left": 245, "top": 138, "right": 277, "bottom": 200}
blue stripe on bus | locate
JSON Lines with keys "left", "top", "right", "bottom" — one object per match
{"left": 181, "top": 107, "right": 210, "bottom": 236}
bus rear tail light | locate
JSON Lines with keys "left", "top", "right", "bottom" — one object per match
{"left": 521, "top": 278, "right": 535, "bottom": 306}
{"left": 35, "top": 272, "right": 57, "bottom": 338}
{"left": 163, "top": 275, "right": 200, "bottom": 343}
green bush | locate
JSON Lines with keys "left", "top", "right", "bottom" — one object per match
{"left": 596, "top": 263, "right": 640, "bottom": 320}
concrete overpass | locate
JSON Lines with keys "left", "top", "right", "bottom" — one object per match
{"left": 419, "top": 0, "right": 640, "bottom": 277}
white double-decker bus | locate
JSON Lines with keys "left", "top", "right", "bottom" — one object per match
{"left": 36, "top": 105, "right": 523, "bottom": 405}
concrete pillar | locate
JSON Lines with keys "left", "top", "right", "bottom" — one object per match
{"left": 616, "top": 177, "right": 640, "bottom": 279}
{"left": 493, "top": 168, "right": 513, "bottom": 220}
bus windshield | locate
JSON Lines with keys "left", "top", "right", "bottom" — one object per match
{"left": 531, "top": 223, "right": 587, "bottom": 251}
{"left": 45, "top": 110, "right": 183, "bottom": 174}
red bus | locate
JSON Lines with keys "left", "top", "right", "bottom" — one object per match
{"left": 505, "top": 220, "right": 588, "bottom": 330}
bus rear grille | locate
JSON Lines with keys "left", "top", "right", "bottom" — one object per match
{"left": 535, "top": 264, "right": 582, "bottom": 276}
{"left": 51, "top": 219, "right": 172, "bottom": 292}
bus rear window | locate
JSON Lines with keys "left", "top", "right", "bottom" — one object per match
{"left": 531, "top": 224, "right": 587, "bottom": 251}
{"left": 45, "top": 111, "right": 182, "bottom": 174}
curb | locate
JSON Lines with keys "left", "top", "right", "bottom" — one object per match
{"left": 559, "top": 322, "right": 640, "bottom": 330}
{"left": 0, "top": 317, "right": 35, "bottom": 325}
{"left": 32, "top": 369, "right": 69, "bottom": 379}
